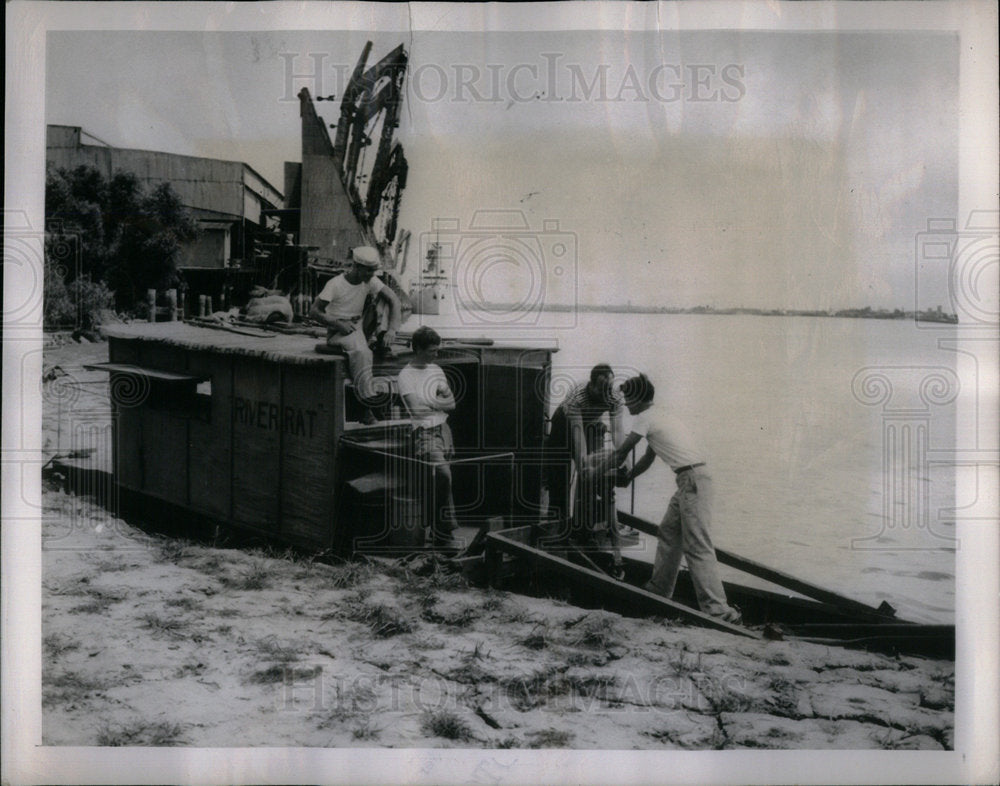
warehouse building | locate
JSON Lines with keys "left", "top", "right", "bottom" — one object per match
{"left": 46, "top": 124, "right": 284, "bottom": 274}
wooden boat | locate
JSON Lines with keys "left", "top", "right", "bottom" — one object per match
{"left": 479, "top": 513, "right": 954, "bottom": 659}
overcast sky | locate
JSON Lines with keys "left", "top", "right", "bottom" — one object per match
{"left": 46, "top": 28, "right": 958, "bottom": 310}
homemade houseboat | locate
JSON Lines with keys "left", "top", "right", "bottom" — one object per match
{"left": 89, "top": 321, "right": 553, "bottom": 556}
{"left": 78, "top": 319, "right": 953, "bottom": 658}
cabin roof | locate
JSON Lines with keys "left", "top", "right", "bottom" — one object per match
{"left": 102, "top": 322, "right": 558, "bottom": 367}
{"left": 102, "top": 322, "right": 339, "bottom": 366}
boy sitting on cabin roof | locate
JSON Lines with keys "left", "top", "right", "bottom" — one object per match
{"left": 397, "top": 326, "right": 462, "bottom": 552}
{"left": 309, "top": 246, "right": 402, "bottom": 410}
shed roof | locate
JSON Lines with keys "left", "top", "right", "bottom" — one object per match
{"left": 103, "top": 322, "right": 341, "bottom": 366}
{"left": 103, "top": 321, "right": 559, "bottom": 368}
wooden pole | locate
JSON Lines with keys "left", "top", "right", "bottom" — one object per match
{"left": 486, "top": 530, "right": 759, "bottom": 638}
{"left": 166, "top": 289, "right": 177, "bottom": 321}
{"left": 617, "top": 510, "right": 896, "bottom": 620}
{"left": 147, "top": 289, "right": 156, "bottom": 322}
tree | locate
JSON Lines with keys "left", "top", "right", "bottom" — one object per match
{"left": 45, "top": 164, "right": 107, "bottom": 281}
{"left": 45, "top": 164, "right": 199, "bottom": 314}
{"left": 105, "top": 178, "right": 198, "bottom": 308}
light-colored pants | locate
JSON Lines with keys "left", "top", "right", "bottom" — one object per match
{"left": 413, "top": 422, "right": 457, "bottom": 539}
{"left": 646, "top": 467, "right": 733, "bottom": 618}
{"left": 326, "top": 328, "right": 387, "bottom": 403}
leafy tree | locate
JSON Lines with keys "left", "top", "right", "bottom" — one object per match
{"left": 45, "top": 164, "right": 198, "bottom": 315}
{"left": 43, "top": 245, "right": 75, "bottom": 328}
{"left": 106, "top": 179, "right": 198, "bottom": 308}
{"left": 45, "top": 164, "right": 107, "bottom": 281}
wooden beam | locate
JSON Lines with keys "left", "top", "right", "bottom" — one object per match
{"left": 485, "top": 531, "right": 760, "bottom": 639}
{"left": 787, "top": 622, "right": 952, "bottom": 637}
{"left": 785, "top": 623, "right": 954, "bottom": 658}
{"left": 83, "top": 362, "right": 205, "bottom": 382}
{"left": 617, "top": 510, "right": 896, "bottom": 621}
{"left": 569, "top": 544, "right": 610, "bottom": 576}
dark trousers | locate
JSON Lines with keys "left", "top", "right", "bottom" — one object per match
{"left": 542, "top": 407, "right": 613, "bottom": 545}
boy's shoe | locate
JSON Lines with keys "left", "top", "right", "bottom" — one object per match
{"left": 609, "top": 564, "right": 626, "bottom": 581}
{"left": 718, "top": 607, "right": 743, "bottom": 626}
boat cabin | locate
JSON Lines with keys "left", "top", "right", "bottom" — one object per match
{"left": 94, "top": 322, "right": 556, "bottom": 554}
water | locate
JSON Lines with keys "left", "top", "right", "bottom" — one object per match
{"left": 407, "top": 311, "right": 957, "bottom": 623}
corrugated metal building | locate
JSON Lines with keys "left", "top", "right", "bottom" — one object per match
{"left": 46, "top": 125, "right": 283, "bottom": 271}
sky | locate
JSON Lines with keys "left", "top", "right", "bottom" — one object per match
{"left": 45, "top": 27, "right": 959, "bottom": 311}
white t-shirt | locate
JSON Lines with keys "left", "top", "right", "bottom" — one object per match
{"left": 317, "top": 274, "right": 384, "bottom": 322}
{"left": 631, "top": 405, "right": 704, "bottom": 471}
{"left": 397, "top": 363, "right": 450, "bottom": 429}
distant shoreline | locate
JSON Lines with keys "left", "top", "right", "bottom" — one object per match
{"left": 457, "top": 303, "right": 959, "bottom": 323}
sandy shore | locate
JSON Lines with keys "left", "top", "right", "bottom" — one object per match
{"left": 40, "top": 338, "right": 954, "bottom": 750}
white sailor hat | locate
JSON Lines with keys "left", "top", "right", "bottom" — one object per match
{"left": 351, "top": 246, "right": 381, "bottom": 268}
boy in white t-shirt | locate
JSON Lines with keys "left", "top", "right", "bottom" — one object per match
{"left": 612, "top": 374, "right": 741, "bottom": 624}
{"left": 309, "top": 246, "right": 400, "bottom": 402}
{"left": 397, "top": 326, "right": 460, "bottom": 551}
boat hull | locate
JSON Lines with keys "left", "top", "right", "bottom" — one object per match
{"left": 485, "top": 522, "right": 954, "bottom": 659}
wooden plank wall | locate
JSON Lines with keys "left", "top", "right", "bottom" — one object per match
{"left": 231, "top": 358, "right": 282, "bottom": 535}
{"left": 108, "top": 338, "right": 143, "bottom": 493}
{"left": 479, "top": 349, "right": 550, "bottom": 520}
{"left": 136, "top": 343, "right": 191, "bottom": 505}
{"left": 107, "top": 338, "right": 188, "bottom": 504}
{"left": 187, "top": 350, "right": 232, "bottom": 522}
{"left": 279, "top": 362, "right": 342, "bottom": 547}
{"left": 108, "top": 336, "right": 346, "bottom": 548}
{"left": 105, "top": 335, "right": 552, "bottom": 547}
